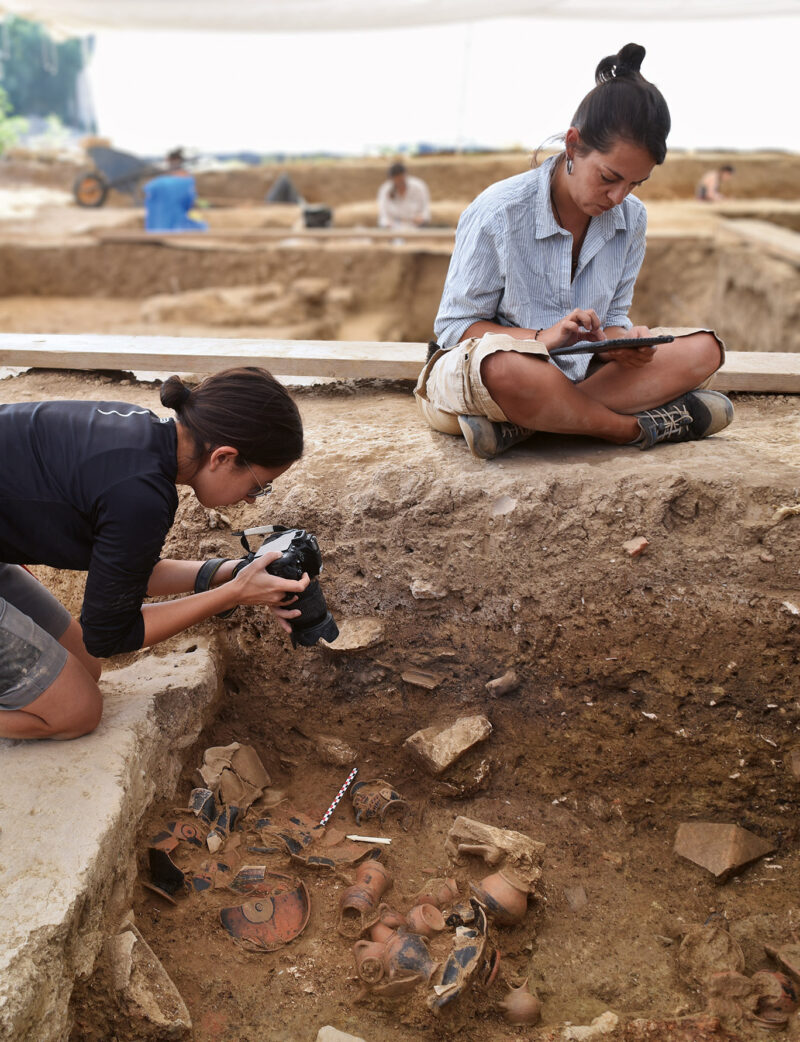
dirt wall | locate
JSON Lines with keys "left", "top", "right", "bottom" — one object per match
{"left": 4, "top": 150, "right": 799, "bottom": 208}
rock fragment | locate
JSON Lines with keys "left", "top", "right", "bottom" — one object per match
{"left": 316, "top": 1028, "right": 368, "bottom": 1042}
{"left": 106, "top": 923, "right": 192, "bottom": 1036}
{"left": 409, "top": 579, "right": 448, "bottom": 600}
{"left": 315, "top": 734, "right": 357, "bottom": 767}
{"left": 401, "top": 668, "right": 443, "bottom": 690}
{"left": 623, "top": 536, "right": 649, "bottom": 557}
{"left": 321, "top": 617, "right": 384, "bottom": 651}
{"left": 485, "top": 670, "right": 519, "bottom": 696}
{"left": 674, "top": 822, "right": 775, "bottom": 881}
{"left": 563, "top": 1010, "right": 619, "bottom": 1039}
{"left": 404, "top": 715, "right": 492, "bottom": 775}
{"left": 787, "top": 748, "right": 800, "bottom": 781}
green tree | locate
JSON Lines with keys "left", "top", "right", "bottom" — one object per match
{"left": 0, "top": 16, "right": 94, "bottom": 129}
{"left": 0, "top": 85, "right": 27, "bottom": 153}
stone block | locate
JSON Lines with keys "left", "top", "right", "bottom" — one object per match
{"left": 404, "top": 715, "right": 492, "bottom": 775}
{"left": 0, "top": 638, "right": 221, "bottom": 1042}
{"left": 674, "top": 822, "right": 775, "bottom": 881}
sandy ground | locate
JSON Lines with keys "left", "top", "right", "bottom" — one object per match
{"left": 1, "top": 156, "right": 799, "bottom": 1042}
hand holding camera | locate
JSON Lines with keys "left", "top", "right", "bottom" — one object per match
{"left": 194, "top": 526, "right": 339, "bottom": 648}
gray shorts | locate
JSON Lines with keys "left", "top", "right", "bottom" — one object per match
{"left": 0, "top": 564, "right": 71, "bottom": 711}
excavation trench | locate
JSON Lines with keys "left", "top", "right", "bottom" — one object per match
{"left": 48, "top": 377, "right": 799, "bottom": 1042}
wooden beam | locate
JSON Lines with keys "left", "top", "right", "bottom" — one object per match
{"left": 0, "top": 333, "right": 428, "bottom": 381}
{"left": 0, "top": 334, "right": 798, "bottom": 391}
{"left": 710, "top": 350, "right": 800, "bottom": 393}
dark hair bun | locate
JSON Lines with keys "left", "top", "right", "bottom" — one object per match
{"left": 160, "top": 375, "right": 192, "bottom": 411}
{"left": 596, "top": 43, "right": 646, "bottom": 84}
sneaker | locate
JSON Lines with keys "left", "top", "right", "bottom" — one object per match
{"left": 634, "top": 390, "right": 733, "bottom": 450}
{"left": 458, "top": 415, "right": 533, "bottom": 459}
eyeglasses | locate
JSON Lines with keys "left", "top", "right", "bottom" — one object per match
{"left": 242, "top": 460, "right": 273, "bottom": 499}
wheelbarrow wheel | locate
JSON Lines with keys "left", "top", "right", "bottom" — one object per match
{"left": 73, "top": 172, "right": 108, "bottom": 208}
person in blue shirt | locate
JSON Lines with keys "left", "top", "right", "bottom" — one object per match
{"left": 0, "top": 367, "right": 308, "bottom": 741}
{"left": 144, "top": 147, "right": 208, "bottom": 233}
{"left": 415, "top": 44, "right": 733, "bottom": 459}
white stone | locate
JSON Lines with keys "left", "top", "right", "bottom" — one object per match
{"left": 564, "top": 1011, "right": 620, "bottom": 1040}
{"left": 315, "top": 1028, "right": 368, "bottom": 1042}
{"left": 0, "top": 639, "right": 221, "bottom": 1042}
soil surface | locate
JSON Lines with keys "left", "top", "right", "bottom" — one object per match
{"left": 3, "top": 369, "right": 798, "bottom": 1042}
{"left": 1, "top": 154, "right": 799, "bottom": 1042}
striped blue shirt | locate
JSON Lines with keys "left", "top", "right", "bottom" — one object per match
{"left": 434, "top": 155, "right": 647, "bottom": 381}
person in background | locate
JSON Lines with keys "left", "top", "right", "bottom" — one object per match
{"left": 377, "top": 161, "right": 431, "bottom": 229}
{"left": 695, "top": 164, "right": 735, "bottom": 202}
{"left": 0, "top": 367, "right": 308, "bottom": 740}
{"left": 416, "top": 43, "right": 733, "bottom": 460}
{"left": 143, "top": 147, "right": 208, "bottom": 232}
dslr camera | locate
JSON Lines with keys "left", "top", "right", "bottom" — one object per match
{"left": 236, "top": 525, "right": 339, "bottom": 648}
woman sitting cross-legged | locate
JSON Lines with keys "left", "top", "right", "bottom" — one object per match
{"left": 415, "top": 43, "right": 733, "bottom": 460}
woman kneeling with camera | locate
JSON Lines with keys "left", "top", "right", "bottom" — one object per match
{"left": 0, "top": 366, "right": 308, "bottom": 740}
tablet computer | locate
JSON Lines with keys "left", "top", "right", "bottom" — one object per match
{"left": 549, "top": 335, "right": 674, "bottom": 356}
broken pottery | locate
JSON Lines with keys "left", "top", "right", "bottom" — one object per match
{"left": 382, "top": 928, "right": 438, "bottom": 983}
{"left": 429, "top": 900, "right": 493, "bottom": 1011}
{"left": 673, "top": 822, "right": 775, "bottom": 881}
{"left": 188, "top": 787, "right": 216, "bottom": 824}
{"left": 339, "top": 859, "right": 393, "bottom": 937}
{"left": 350, "top": 779, "right": 408, "bottom": 826}
{"left": 412, "top": 877, "right": 459, "bottom": 910}
{"left": 765, "top": 941, "right": 800, "bottom": 985}
{"left": 678, "top": 923, "right": 746, "bottom": 987}
{"left": 146, "top": 847, "right": 187, "bottom": 901}
{"left": 219, "top": 874, "right": 310, "bottom": 952}
{"left": 207, "top": 804, "right": 240, "bottom": 854}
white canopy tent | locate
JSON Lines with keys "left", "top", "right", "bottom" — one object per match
{"left": 0, "top": 0, "right": 797, "bottom": 32}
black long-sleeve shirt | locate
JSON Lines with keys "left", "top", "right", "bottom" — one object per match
{"left": 0, "top": 400, "right": 178, "bottom": 656}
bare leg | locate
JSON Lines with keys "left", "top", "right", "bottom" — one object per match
{"left": 58, "top": 617, "right": 102, "bottom": 681}
{"left": 579, "top": 332, "right": 722, "bottom": 413}
{"left": 0, "top": 653, "right": 103, "bottom": 740}
{"left": 481, "top": 352, "right": 640, "bottom": 443}
{"left": 481, "top": 332, "right": 722, "bottom": 442}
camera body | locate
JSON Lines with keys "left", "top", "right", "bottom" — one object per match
{"left": 246, "top": 527, "right": 339, "bottom": 648}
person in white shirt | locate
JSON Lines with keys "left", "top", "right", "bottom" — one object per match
{"left": 377, "top": 162, "right": 431, "bottom": 229}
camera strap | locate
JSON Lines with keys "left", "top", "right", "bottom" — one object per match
{"left": 232, "top": 524, "right": 289, "bottom": 555}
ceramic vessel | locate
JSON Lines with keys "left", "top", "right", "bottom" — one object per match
{"left": 413, "top": 876, "right": 459, "bottom": 910}
{"left": 405, "top": 903, "right": 446, "bottom": 938}
{"left": 470, "top": 867, "right": 529, "bottom": 925}
{"left": 499, "top": 979, "right": 542, "bottom": 1025}
{"left": 382, "top": 929, "right": 438, "bottom": 982}
{"left": 353, "top": 939, "right": 386, "bottom": 983}
{"left": 354, "top": 858, "right": 392, "bottom": 902}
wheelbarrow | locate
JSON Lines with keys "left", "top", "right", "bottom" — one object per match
{"left": 73, "top": 146, "right": 162, "bottom": 207}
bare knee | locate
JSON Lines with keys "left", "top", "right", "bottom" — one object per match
{"left": 481, "top": 350, "right": 550, "bottom": 400}
{"left": 60, "top": 618, "right": 103, "bottom": 681}
{"left": 692, "top": 332, "right": 724, "bottom": 381}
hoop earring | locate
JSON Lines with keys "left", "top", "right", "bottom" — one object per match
{"left": 566, "top": 157, "right": 574, "bottom": 175}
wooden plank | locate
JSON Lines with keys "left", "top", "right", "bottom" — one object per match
{"left": 0, "top": 333, "right": 428, "bottom": 381}
{"left": 710, "top": 350, "right": 800, "bottom": 393}
{"left": 0, "top": 335, "right": 798, "bottom": 391}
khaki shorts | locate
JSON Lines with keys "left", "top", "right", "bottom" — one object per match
{"left": 414, "top": 328, "right": 726, "bottom": 435}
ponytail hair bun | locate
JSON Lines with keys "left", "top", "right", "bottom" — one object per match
{"left": 160, "top": 375, "right": 192, "bottom": 412}
{"left": 164, "top": 365, "right": 303, "bottom": 468}
{"left": 570, "top": 42, "right": 670, "bottom": 165}
{"left": 596, "top": 43, "right": 646, "bottom": 83}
